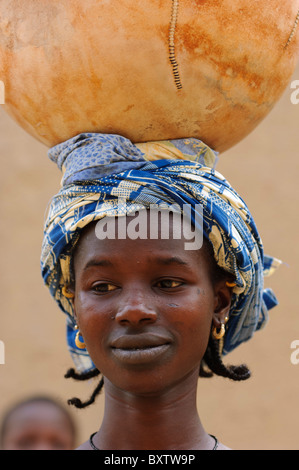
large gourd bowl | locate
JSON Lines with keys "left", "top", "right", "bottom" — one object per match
{"left": 1, "top": 0, "right": 299, "bottom": 152}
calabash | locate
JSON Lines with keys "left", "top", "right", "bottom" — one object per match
{"left": 0, "top": 0, "right": 299, "bottom": 151}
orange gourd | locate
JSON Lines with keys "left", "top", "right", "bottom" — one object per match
{"left": 0, "top": 0, "right": 299, "bottom": 151}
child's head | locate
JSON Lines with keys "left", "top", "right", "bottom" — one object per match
{"left": 0, "top": 396, "right": 77, "bottom": 450}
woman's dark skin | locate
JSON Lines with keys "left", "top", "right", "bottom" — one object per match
{"left": 70, "top": 213, "right": 232, "bottom": 450}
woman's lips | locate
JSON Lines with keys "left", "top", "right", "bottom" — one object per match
{"left": 110, "top": 333, "right": 172, "bottom": 349}
{"left": 110, "top": 333, "right": 173, "bottom": 365}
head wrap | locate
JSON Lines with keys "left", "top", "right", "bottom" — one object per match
{"left": 41, "top": 133, "right": 280, "bottom": 373}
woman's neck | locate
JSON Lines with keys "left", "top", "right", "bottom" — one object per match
{"left": 92, "top": 372, "right": 212, "bottom": 450}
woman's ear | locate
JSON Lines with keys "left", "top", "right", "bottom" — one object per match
{"left": 212, "top": 280, "right": 234, "bottom": 328}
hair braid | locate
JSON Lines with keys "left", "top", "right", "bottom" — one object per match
{"left": 200, "top": 335, "right": 251, "bottom": 381}
{"left": 65, "top": 368, "right": 104, "bottom": 409}
{"left": 64, "top": 368, "right": 100, "bottom": 381}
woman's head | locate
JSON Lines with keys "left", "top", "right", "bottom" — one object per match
{"left": 68, "top": 211, "right": 234, "bottom": 396}
{"left": 41, "top": 134, "right": 280, "bottom": 402}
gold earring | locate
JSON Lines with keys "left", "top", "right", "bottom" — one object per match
{"left": 74, "top": 328, "right": 86, "bottom": 350}
{"left": 212, "top": 316, "right": 229, "bottom": 340}
{"left": 62, "top": 285, "right": 74, "bottom": 299}
{"left": 212, "top": 323, "right": 226, "bottom": 340}
{"left": 226, "top": 281, "right": 236, "bottom": 288}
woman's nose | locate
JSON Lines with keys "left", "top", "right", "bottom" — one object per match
{"left": 115, "top": 290, "right": 157, "bottom": 326}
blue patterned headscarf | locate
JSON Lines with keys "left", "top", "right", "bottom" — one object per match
{"left": 41, "top": 133, "right": 280, "bottom": 373}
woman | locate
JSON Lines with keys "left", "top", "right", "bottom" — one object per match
{"left": 41, "top": 133, "right": 280, "bottom": 450}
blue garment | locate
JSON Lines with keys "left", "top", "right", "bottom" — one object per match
{"left": 41, "top": 133, "right": 280, "bottom": 373}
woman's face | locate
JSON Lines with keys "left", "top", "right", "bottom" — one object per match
{"left": 72, "top": 213, "right": 230, "bottom": 396}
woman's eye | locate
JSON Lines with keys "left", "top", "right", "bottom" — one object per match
{"left": 92, "top": 283, "right": 118, "bottom": 293}
{"left": 156, "top": 279, "right": 183, "bottom": 289}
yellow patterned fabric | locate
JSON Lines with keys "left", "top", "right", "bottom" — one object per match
{"left": 136, "top": 139, "right": 217, "bottom": 168}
